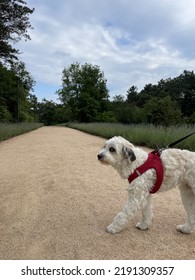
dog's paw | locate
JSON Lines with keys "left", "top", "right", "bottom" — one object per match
{"left": 136, "top": 222, "right": 149, "bottom": 230}
{"left": 106, "top": 224, "right": 121, "bottom": 234}
{"left": 176, "top": 224, "right": 191, "bottom": 234}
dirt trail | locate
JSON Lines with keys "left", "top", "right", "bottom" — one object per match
{"left": 0, "top": 126, "right": 194, "bottom": 260}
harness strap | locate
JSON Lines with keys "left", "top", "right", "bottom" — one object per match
{"left": 128, "top": 151, "right": 164, "bottom": 194}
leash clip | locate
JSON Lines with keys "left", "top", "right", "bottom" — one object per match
{"left": 154, "top": 145, "right": 166, "bottom": 156}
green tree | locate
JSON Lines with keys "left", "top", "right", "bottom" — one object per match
{"left": 11, "top": 61, "right": 35, "bottom": 91}
{"left": 174, "top": 71, "right": 195, "bottom": 118}
{"left": 111, "top": 94, "right": 144, "bottom": 124}
{"left": 127, "top": 86, "right": 138, "bottom": 104}
{"left": 38, "top": 99, "right": 70, "bottom": 125}
{"left": 38, "top": 99, "right": 57, "bottom": 126}
{"left": 58, "top": 62, "right": 109, "bottom": 122}
{"left": 111, "top": 95, "right": 128, "bottom": 123}
{"left": 0, "top": 96, "right": 12, "bottom": 122}
{"left": 0, "top": 62, "right": 17, "bottom": 121}
{"left": 0, "top": 62, "right": 36, "bottom": 122}
{"left": 144, "top": 96, "right": 182, "bottom": 126}
{"left": 130, "top": 70, "right": 195, "bottom": 123}
{"left": 0, "top": 1, "right": 36, "bottom": 123}
{"left": 0, "top": 0, "right": 34, "bottom": 62}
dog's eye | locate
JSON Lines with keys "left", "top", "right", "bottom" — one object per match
{"left": 109, "top": 147, "right": 116, "bottom": 152}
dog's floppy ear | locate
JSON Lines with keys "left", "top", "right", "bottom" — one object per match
{"left": 122, "top": 145, "right": 136, "bottom": 162}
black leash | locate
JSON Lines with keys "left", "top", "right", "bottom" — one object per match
{"left": 156, "top": 131, "right": 195, "bottom": 155}
{"left": 167, "top": 131, "right": 195, "bottom": 148}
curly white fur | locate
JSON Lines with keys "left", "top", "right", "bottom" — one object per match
{"left": 97, "top": 136, "right": 195, "bottom": 234}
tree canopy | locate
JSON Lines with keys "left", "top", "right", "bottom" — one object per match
{"left": 0, "top": 0, "right": 36, "bottom": 123}
{"left": 109, "top": 70, "right": 193, "bottom": 125}
{"left": 0, "top": 62, "right": 36, "bottom": 122}
{"left": 37, "top": 67, "right": 195, "bottom": 126}
{"left": 57, "top": 62, "right": 109, "bottom": 122}
{"left": 0, "top": 0, "right": 34, "bottom": 62}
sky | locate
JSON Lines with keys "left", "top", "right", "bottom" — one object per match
{"left": 17, "top": 0, "right": 195, "bottom": 102}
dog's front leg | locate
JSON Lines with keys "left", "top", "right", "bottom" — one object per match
{"left": 136, "top": 195, "right": 152, "bottom": 230}
{"left": 106, "top": 188, "right": 148, "bottom": 234}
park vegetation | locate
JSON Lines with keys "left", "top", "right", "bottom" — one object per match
{"left": 0, "top": 122, "right": 43, "bottom": 141}
{"left": 0, "top": 0, "right": 37, "bottom": 124}
{"left": 0, "top": 1, "right": 194, "bottom": 145}
{"left": 0, "top": 1, "right": 43, "bottom": 140}
{"left": 66, "top": 122, "right": 195, "bottom": 151}
{"left": 38, "top": 63, "right": 195, "bottom": 126}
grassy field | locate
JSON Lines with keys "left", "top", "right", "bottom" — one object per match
{"left": 66, "top": 122, "right": 195, "bottom": 151}
{"left": 0, "top": 123, "right": 44, "bottom": 142}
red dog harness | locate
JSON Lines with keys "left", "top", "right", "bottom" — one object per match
{"left": 128, "top": 151, "right": 164, "bottom": 194}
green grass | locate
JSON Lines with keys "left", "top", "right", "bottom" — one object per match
{"left": 66, "top": 122, "right": 195, "bottom": 151}
{"left": 0, "top": 123, "right": 44, "bottom": 141}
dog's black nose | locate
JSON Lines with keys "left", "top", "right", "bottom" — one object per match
{"left": 97, "top": 154, "right": 103, "bottom": 160}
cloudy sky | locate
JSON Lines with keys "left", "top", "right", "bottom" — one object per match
{"left": 18, "top": 0, "right": 195, "bottom": 102}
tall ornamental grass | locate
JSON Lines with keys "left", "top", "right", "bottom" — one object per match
{"left": 66, "top": 122, "right": 195, "bottom": 151}
{"left": 0, "top": 123, "right": 44, "bottom": 141}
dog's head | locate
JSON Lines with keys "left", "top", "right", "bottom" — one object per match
{"left": 97, "top": 136, "right": 136, "bottom": 169}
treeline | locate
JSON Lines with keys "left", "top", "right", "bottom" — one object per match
{"left": 38, "top": 63, "right": 195, "bottom": 126}
{"left": 0, "top": 0, "right": 36, "bottom": 123}
{"left": 0, "top": 62, "right": 37, "bottom": 122}
{"left": 111, "top": 70, "right": 195, "bottom": 125}
{"left": 1, "top": 2, "right": 194, "bottom": 126}
{"left": 2, "top": 61, "right": 195, "bottom": 126}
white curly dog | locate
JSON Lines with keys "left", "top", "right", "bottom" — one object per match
{"left": 97, "top": 136, "right": 195, "bottom": 234}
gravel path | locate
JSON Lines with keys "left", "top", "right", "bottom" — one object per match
{"left": 0, "top": 126, "right": 194, "bottom": 259}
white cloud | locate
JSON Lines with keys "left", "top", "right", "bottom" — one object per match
{"left": 17, "top": 0, "right": 195, "bottom": 101}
